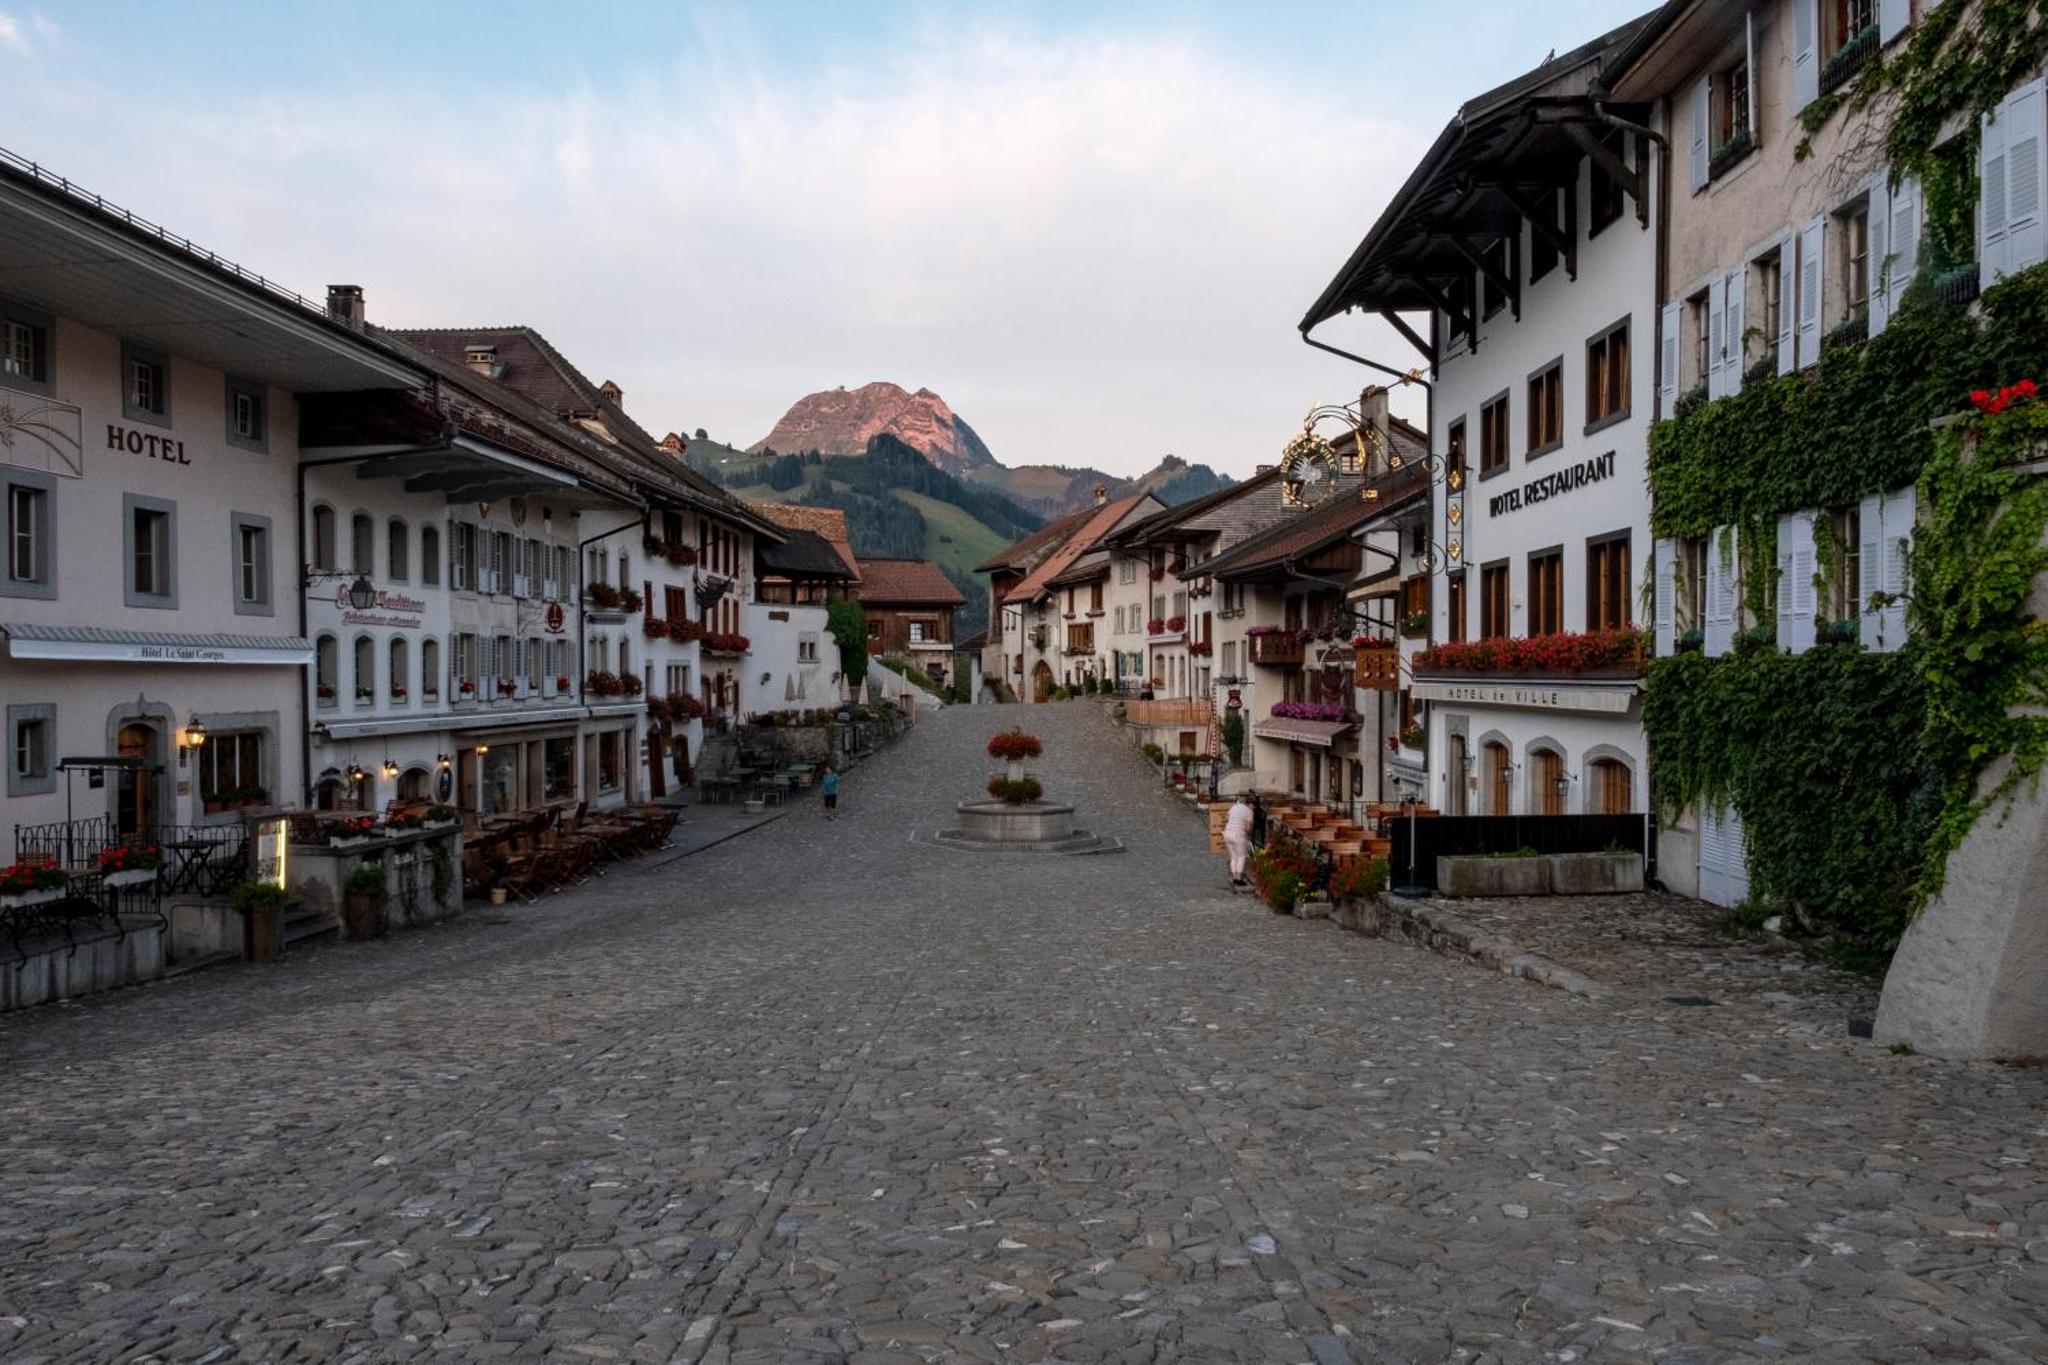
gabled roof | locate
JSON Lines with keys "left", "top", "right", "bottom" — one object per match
{"left": 1200, "top": 465, "right": 1432, "bottom": 583}
{"left": 751, "top": 501, "right": 861, "bottom": 579}
{"left": 856, "top": 558, "right": 966, "bottom": 607}
{"left": 974, "top": 506, "right": 1096, "bottom": 574}
{"left": 1003, "top": 494, "right": 1154, "bottom": 605}
{"left": 1106, "top": 469, "right": 1285, "bottom": 547}
{"left": 760, "top": 527, "right": 859, "bottom": 580}
{"left": 391, "top": 325, "right": 779, "bottom": 537}
{"left": 1298, "top": 14, "right": 1656, "bottom": 330}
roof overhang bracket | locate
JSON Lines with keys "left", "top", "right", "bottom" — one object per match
{"left": 1379, "top": 309, "right": 1435, "bottom": 367}
{"left": 1493, "top": 182, "right": 1578, "bottom": 281}
{"left": 1450, "top": 234, "right": 1519, "bottom": 322}
{"left": 1408, "top": 276, "right": 1478, "bottom": 355}
{"left": 1557, "top": 119, "right": 1649, "bottom": 228}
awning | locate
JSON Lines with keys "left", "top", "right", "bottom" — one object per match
{"left": 316, "top": 704, "right": 593, "bottom": 740}
{"left": 4, "top": 623, "right": 313, "bottom": 665}
{"left": 1253, "top": 718, "right": 1356, "bottom": 748}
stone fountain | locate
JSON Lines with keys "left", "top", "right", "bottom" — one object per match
{"left": 928, "top": 729, "right": 1122, "bottom": 855}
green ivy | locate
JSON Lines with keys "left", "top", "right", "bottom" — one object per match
{"left": 1646, "top": 266, "right": 2048, "bottom": 951}
{"left": 825, "top": 600, "right": 870, "bottom": 688}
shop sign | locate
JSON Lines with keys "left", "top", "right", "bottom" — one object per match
{"left": 335, "top": 583, "right": 427, "bottom": 629}
{"left": 1487, "top": 450, "right": 1615, "bottom": 518}
{"left": 1411, "top": 678, "right": 1637, "bottom": 714}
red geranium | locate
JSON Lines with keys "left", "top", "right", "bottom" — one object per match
{"left": 987, "top": 729, "right": 1043, "bottom": 761}
{"left": 1414, "top": 628, "right": 1647, "bottom": 678}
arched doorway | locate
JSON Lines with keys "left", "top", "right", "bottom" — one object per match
{"left": 1531, "top": 748, "right": 1564, "bottom": 815}
{"left": 1484, "top": 741, "right": 1511, "bottom": 815}
{"left": 398, "top": 767, "right": 431, "bottom": 801}
{"left": 1032, "top": 661, "right": 1053, "bottom": 703}
{"left": 1588, "top": 757, "right": 1633, "bottom": 813}
{"left": 114, "top": 722, "right": 160, "bottom": 836}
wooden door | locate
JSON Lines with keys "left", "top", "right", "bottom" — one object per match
{"left": 1448, "top": 735, "right": 1469, "bottom": 815}
{"left": 1533, "top": 749, "right": 1563, "bottom": 815}
{"left": 1485, "top": 743, "right": 1510, "bottom": 815}
{"left": 115, "top": 723, "right": 158, "bottom": 836}
{"left": 1032, "top": 661, "right": 1053, "bottom": 703}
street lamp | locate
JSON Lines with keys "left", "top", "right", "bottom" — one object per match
{"left": 182, "top": 718, "right": 208, "bottom": 748}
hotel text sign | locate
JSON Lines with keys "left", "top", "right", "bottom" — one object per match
{"left": 1412, "top": 678, "right": 1637, "bottom": 715}
{"left": 107, "top": 423, "right": 190, "bottom": 465}
{"left": 1487, "top": 450, "right": 1615, "bottom": 518}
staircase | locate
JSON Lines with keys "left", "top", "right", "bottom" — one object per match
{"left": 283, "top": 900, "right": 339, "bottom": 952}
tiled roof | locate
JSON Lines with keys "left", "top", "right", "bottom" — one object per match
{"left": 760, "top": 528, "right": 858, "bottom": 580}
{"left": 855, "top": 558, "right": 965, "bottom": 606}
{"left": 751, "top": 502, "right": 861, "bottom": 579}
{"left": 1200, "top": 464, "right": 1431, "bottom": 581}
{"left": 972, "top": 506, "right": 1095, "bottom": 574}
{"left": 1107, "top": 469, "right": 1284, "bottom": 546}
{"left": 1003, "top": 495, "right": 1152, "bottom": 605}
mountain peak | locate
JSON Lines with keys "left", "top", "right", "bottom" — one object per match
{"left": 750, "top": 381, "right": 996, "bottom": 474}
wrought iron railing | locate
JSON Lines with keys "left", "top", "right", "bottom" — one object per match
{"left": 14, "top": 818, "right": 250, "bottom": 897}
{"left": 1819, "top": 25, "right": 1878, "bottom": 98}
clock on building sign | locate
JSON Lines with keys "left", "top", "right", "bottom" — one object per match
{"left": 1278, "top": 430, "right": 1338, "bottom": 508}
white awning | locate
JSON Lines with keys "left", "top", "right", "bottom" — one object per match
{"left": 3, "top": 623, "right": 312, "bottom": 665}
{"left": 316, "top": 704, "right": 594, "bottom": 740}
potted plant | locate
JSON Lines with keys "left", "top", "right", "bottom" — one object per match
{"left": 0, "top": 860, "right": 66, "bottom": 909}
{"left": 344, "top": 861, "right": 387, "bottom": 940}
{"left": 621, "top": 674, "right": 644, "bottom": 696}
{"left": 230, "top": 880, "right": 289, "bottom": 962}
{"left": 96, "top": 842, "right": 162, "bottom": 889}
{"left": 1328, "top": 855, "right": 1389, "bottom": 908}
{"left": 329, "top": 815, "right": 378, "bottom": 849}
{"left": 586, "top": 581, "right": 622, "bottom": 609}
{"left": 424, "top": 803, "right": 458, "bottom": 830}
{"left": 391, "top": 685, "right": 408, "bottom": 700}
{"left": 458, "top": 679, "right": 477, "bottom": 698}
{"left": 620, "top": 587, "right": 643, "bottom": 612}
{"left": 316, "top": 683, "right": 336, "bottom": 701}
{"left": 556, "top": 674, "right": 572, "bottom": 691}
{"left": 643, "top": 534, "right": 668, "bottom": 557}
{"left": 985, "top": 775, "right": 1044, "bottom": 804}
{"left": 987, "top": 729, "right": 1043, "bottom": 785}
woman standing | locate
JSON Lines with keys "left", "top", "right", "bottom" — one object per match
{"left": 1223, "top": 794, "right": 1254, "bottom": 887}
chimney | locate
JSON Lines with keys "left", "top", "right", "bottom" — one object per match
{"left": 1092, "top": 482, "right": 1107, "bottom": 506}
{"left": 326, "top": 284, "right": 365, "bottom": 327}
{"left": 1360, "top": 384, "right": 1389, "bottom": 437}
{"left": 599, "top": 379, "right": 622, "bottom": 408}
{"left": 463, "top": 344, "right": 499, "bottom": 376}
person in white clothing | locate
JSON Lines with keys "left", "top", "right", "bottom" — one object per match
{"left": 1223, "top": 795, "right": 1254, "bottom": 887}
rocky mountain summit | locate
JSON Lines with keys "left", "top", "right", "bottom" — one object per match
{"left": 749, "top": 381, "right": 997, "bottom": 475}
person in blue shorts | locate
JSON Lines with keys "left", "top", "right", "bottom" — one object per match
{"left": 821, "top": 764, "right": 839, "bottom": 819}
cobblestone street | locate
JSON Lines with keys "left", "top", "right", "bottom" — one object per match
{"left": 2, "top": 702, "right": 2044, "bottom": 1364}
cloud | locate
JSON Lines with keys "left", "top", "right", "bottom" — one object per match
{"left": 5, "top": 20, "right": 1428, "bottom": 476}
{"left": 0, "top": 14, "right": 27, "bottom": 53}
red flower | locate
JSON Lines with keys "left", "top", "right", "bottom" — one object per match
{"left": 2018, "top": 378, "right": 2039, "bottom": 397}
{"left": 1971, "top": 389, "right": 1993, "bottom": 410}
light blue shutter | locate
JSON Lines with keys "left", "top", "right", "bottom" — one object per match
{"left": 1868, "top": 177, "right": 1892, "bottom": 336}
{"left": 1796, "top": 217, "right": 1824, "bottom": 368}
{"left": 1791, "top": 0, "right": 1819, "bottom": 113}
{"left": 1654, "top": 538, "right": 1676, "bottom": 656}
{"left": 1858, "top": 491, "right": 1884, "bottom": 649}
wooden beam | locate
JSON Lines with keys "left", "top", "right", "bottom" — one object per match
{"left": 1493, "top": 183, "right": 1577, "bottom": 282}
{"left": 1560, "top": 121, "right": 1636, "bottom": 202}
{"left": 1450, "top": 235, "right": 1519, "bottom": 322}
{"left": 1379, "top": 309, "right": 1435, "bottom": 367}
{"left": 1409, "top": 276, "right": 1477, "bottom": 355}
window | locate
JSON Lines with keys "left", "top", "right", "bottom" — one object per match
{"left": 388, "top": 520, "right": 409, "bottom": 581}
{"left": 597, "top": 731, "right": 623, "bottom": 793}
{"left": 1482, "top": 238, "right": 1513, "bottom": 318}
{"left": 1447, "top": 570, "right": 1467, "bottom": 644}
{"left": 452, "top": 523, "right": 476, "bottom": 590}
{"left": 353, "top": 635, "right": 375, "bottom": 703}
{"left": 1586, "top": 320, "right": 1631, "bottom": 428}
{"left": 124, "top": 495, "right": 175, "bottom": 607}
{"left": 351, "top": 513, "right": 375, "bottom": 576}
{"left": 421, "top": 638, "right": 441, "bottom": 700}
{"left": 198, "top": 732, "right": 265, "bottom": 813}
{"left": 1118, "top": 558, "right": 1137, "bottom": 585}
{"left": 1757, "top": 251, "right": 1784, "bottom": 367}
{"left": 231, "top": 513, "right": 272, "bottom": 615}
{"left": 421, "top": 525, "right": 441, "bottom": 587}
{"left": 1221, "top": 640, "right": 1237, "bottom": 676}
{"left": 389, "top": 637, "right": 410, "bottom": 701}
{"left": 315, "top": 635, "right": 339, "bottom": 706}
{"left": 1480, "top": 561, "right": 1510, "bottom": 638}
{"left": 0, "top": 300, "right": 52, "bottom": 394}
{"left": 311, "top": 506, "right": 337, "bottom": 571}
{"left": 1479, "top": 395, "right": 1510, "bottom": 477}
{"left": 1529, "top": 549, "right": 1564, "bottom": 635}
{"left": 1678, "top": 537, "right": 1707, "bottom": 638}
{"left": 1588, "top": 129, "right": 1628, "bottom": 236}
{"left": 1526, "top": 361, "right": 1563, "bottom": 455}
{"left": 909, "top": 621, "right": 928, "bottom": 643}
{"left": 7, "top": 703, "right": 54, "bottom": 797}
{"left": 1687, "top": 290, "right": 1711, "bottom": 391}
{"left": 1842, "top": 200, "right": 1871, "bottom": 314}
{"left": 1714, "top": 59, "right": 1751, "bottom": 154}
{"left": 225, "top": 376, "right": 266, "bottom": 451}
{"left": 1587, "top": 533, "right": 1631, "bottom": 632}
{"left": 1830, "top": 506, "right": 1862, "bottom": 620}
{"left": 3, "top": 472, "right": 53, "bottom": 599}
{"left": 1826, "top": 0, "right": 1877, "bottom": 61}
{"left": 121, "top": 341, "right": 170, "bottom": 425}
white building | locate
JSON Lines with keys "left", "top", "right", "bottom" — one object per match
{"left": 0, "top": 165, "right": 418, "bottom": 839}
{"left": 1301, "top": 21, "right": 1661, "bottom": 822}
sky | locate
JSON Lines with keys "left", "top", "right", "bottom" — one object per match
{"left": 3, "top": 1, "right": 1656, "bottom": 479}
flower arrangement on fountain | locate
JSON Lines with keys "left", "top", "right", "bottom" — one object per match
{"left": 986, "top": 729, "right": 1045, "bottom": 804}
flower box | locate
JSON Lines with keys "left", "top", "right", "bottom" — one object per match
{"left": 0, "top": 886, "right": 63, "bottom": 911}
{"left": 1412, "top": 628, "right": 1647, "bottom": 680}
{"left": 102, "top": 868, "right": 157, "bottom": 889}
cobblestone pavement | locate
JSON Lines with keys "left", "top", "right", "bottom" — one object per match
{"left": 1, "top": 702, "right": 2044, "bottom": 1364}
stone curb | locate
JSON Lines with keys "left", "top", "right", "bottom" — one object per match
{"left": 1328, "top": 893, "right": 1610, "bottom": 999}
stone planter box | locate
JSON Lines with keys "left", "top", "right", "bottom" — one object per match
{"left": 102, "top": 868, "right": 158, "bottom": 890}
{"left": 0, "top": 887, "right": 65, "bottom": 911}
{"left": 1435, "top": 855, "right": 1551, "bottom": 898}
{"left": 1548, "top": 850, "right": 1644, "bottom": 895}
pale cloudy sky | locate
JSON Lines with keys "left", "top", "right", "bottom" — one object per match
{"left": 5, "top": 2, "right": 1654, "bottom": 478}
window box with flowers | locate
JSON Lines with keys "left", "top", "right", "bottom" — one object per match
{"left": 1412, "top": 628, "right": 1647, "bottom": 681}
{"left": 316, "top": 683, "right": 337, "bottom": 707}
{"left": 1245, "top": 626, "right": 1306, "bottom": 667}
{"left": 1166, "top": 615, "right": 1186, "bottom": 633}
{"left": 390, "top": 684, "right": 408, "bottom": 703}
{"left": 1268, "top": 701, "right": 1352, "bottom": 723}
{"left": 621, "top": 674, "right": 644, "bottom": 696}
{"left": 496, "top": 677, "right": 518, "bottom": 698}
{"left": 619, "top": 587, "right": 643, "bottom": 613}
{"left": 457, "top": 680, "right": 477, "bottom": 700}
{"left": 328, "top": 815, "right": 379, "bottom": 849}
{"left": 643, "top": 616, "right": 670, "bottom": 640}
{"left": 643, "top": 535, "right": 668, "bottom": 558}
{"left": 0, "top": 860, "right": 68, "bottom": 909}
{"left": 354, "top": 686, "right": 375, "bottom": 704}
{"left": 98, "top": 842, "right": 164, "bottom": 888}
{"left": 1399, "top": 610, "right": 1429, "bottom": 639}
{"left": 586, "top": 582, "right": 622, "bottom": 610}
{"left": 586, "top": 670, "right": 624, "bottom": 698}
{"left": 555, "top": 674, "right": 573, "bottom": 692}
{"left": 670, "top": 544, "right": 697, "bottom": 566}
{"left": 423, "top": 803, "right": 458, "bottom": 830}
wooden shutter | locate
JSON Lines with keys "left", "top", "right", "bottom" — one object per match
{"left": 1881, "top": 485, "right": 1915, "bottom": 648}
{"left": 1868, "top": 177, "right": 1892, "bottom": 336}
{"left": 1887, "top": 175, "right": 1919, "bottom": 316}
{"left": 1796, "top": 216, "right": 1824, "bottom": 369}
{"left": 1653, "top": 538, "right": 1676, "bottom": 656}
{"left": 1777, "top": 512, "right": 1816, "bottom": 653}
{"left": 1983, "top": 93, "right": 2011, "bottom": 289}
{"left": 1791, "top": 0, "right": 1819, "bottom": 113}
{"left": 1858, "top": 491, "right": 1885, "bottom": 649}
{"left": 1658, "top": 301, "right": 1681, "bottom": 415}
{"left": 1725, "top": 806, "right": 1751, "bottom": 904}
{"left": 1880, "top": 0, "right": 1909, "bottom": 42}
{"left": 1725, "top": 269, "right": 1745, "bottom": 393}
{"left": 1707, "top": 275, "right": 1728, "bottom": 399}
{"left": 1746, "top": 11, "right": 1759, "bottom": 140}
{"left": 1704, "top": 526, "right": 1736, "bottom": 658}
{"left": 1776, "top": 235, "right": 1796, "bottom": 375}
{"left": 1689, "top": 76, "right": 1711, "bottom": 193}
{"left": 2007, "top": 80, "right": 2046, "bottom": 277}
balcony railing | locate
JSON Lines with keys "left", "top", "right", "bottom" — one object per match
{"left": 1247, "top": 632, "right": 1305, "bottom": 667}
{"left": 1819, "top": 25, "right": 1878, "bottom": 98}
